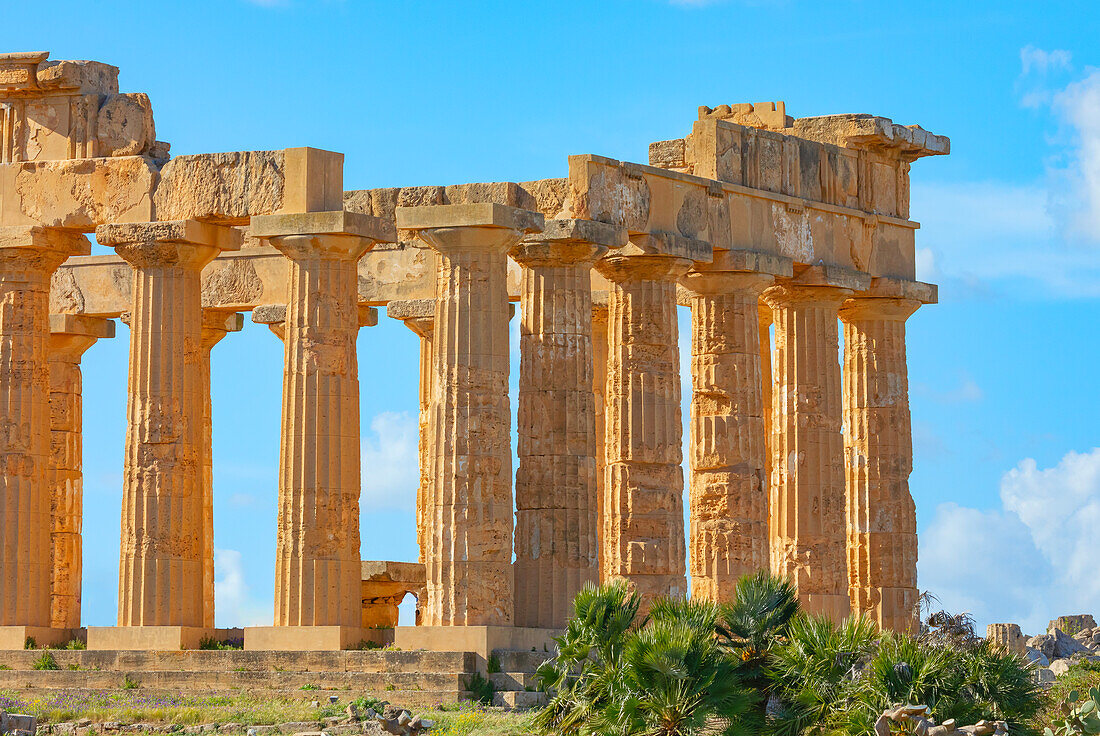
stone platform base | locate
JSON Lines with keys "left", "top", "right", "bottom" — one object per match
{"left": 87, "top": 626, "right": 215, "bottom": 651}
{"left": 394, "top": 626, "right": 558, "bottom": 669}
{"left": 244, "top": 626, "right": 384, "bottom": 651}
{"left": 803, "top": 593, "right": 853, "bottom": 623}
{"left": 0, "top": 626, "right": 78, "bottom": 650}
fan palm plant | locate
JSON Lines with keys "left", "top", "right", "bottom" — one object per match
{"left": 720, "top": 571, "right": 801, "bottom": 686}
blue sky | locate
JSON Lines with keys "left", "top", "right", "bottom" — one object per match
{"left": 6, "top": 0, "right": 1100, "bottom": 636}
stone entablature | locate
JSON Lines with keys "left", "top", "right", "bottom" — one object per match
{"left": 0, "top": 51, "right": 945, "bottom": 648}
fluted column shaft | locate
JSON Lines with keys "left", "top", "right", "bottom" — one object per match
{"left": 591, "top": 301, "right": 609, "bottom": 581}
{"left": 759, "top": 303, "right": 774, "bottom": 491}
{"left": 198, "top": 311, "right": 241, "bottom": 629}
{"left": 409, "top": 318, "right": 435, "bottom": 566}
{"left": 840, "top": 297, "right": 920, "bottom": 632}
{"left": 596, "top": 255, "right": 692, "bottom": 608}
{"left": 270, "top": 235, "right": 369, "bottom": 627}
{"left": 763, "top": 282, "right": 852, "bottom": 621}
{"left": 0, "top": 228, "right": 85, "bottom": 628}
{"left": 114, "top": 242, "right": 219, "bottom": 627}
{"left": 420, "top": 227, "right": 518, "bottom": 626}
{"left": 47, "top": 328, "right": 104, "bottom": 630}
{"left": 513, "top": 241, "right": 605, "bottom": 628}
{"left": 683, "top": 272, "right": 772, "bottom": 602}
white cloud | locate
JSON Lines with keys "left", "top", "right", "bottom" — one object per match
{"left": 912, "top": 372, "right": 984, "bottom": 404}
{"left": 919, "top": 448, "right": 1100, "bottom": 635}
{"left": 214, "top": 548, "right": 273, "bottom": 627}
{"left": 1020, "top": 46, "right": 1072, "bottom": 77}
{"left": 360, "top": 411, "right": 419, "bottom": 511}
{"left": 1051, "top": 68, "right": 1100, "bottom": 239}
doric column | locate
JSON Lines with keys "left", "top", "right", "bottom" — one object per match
{"left": 46, "top": 314, "right": 114, "bottom": 632}
{"left": 762, "top": 265, "right": 869, "bottom": 621}
{"left": 95, "top": 220, "right": 241, "bottom": 631}
{"left": 512, "top": 219, "right": 624, "bottom": 629}
{"left": 839, "top": 278, "right": 934, "bottom": 632}
{"left": 595, "top": 234, "right": 695, "bottom": 609}
{"left": 249, "top": 211, "right": 393, "bottom": 633}
{"left": 397, "top": 203, "right": 543, "bottom": 627}
{"left": 385, "top": 300, "right": 436, "bottom": 566}
{"left": 681, "top": 251, "right": 791, "bottom": 602}
{"left": 198, "top": 310, "right": 244, "bottom": 629}
{"left": 591, "top": 295, "right": 609, "bottom": 580}
{"left": 0, "top": 226, "right": 89, "bottom": 644}
{"left": 758, "top": 302, "right": 774, "bottom": 485}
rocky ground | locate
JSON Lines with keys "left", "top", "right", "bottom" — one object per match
{"left": 1000, "top": 614, "right": 1100, "bottom": 684}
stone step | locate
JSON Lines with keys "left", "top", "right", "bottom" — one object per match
{"left": 490, "top": 649, "right": 551, "bottom": 673}
{"left": 0, "top": 669, "right": 468, "bottom": 692}
{"left": 7, "top": 687, "right": 472, "bottom": 711}
{"left": 489, "top": 671, "right": 540, "bottom": 690}
{"left": 0, "top": 650, "right": 474, "bottom": 674}
{"left": 492, "top": 689, "right": 548, "bottom": 710}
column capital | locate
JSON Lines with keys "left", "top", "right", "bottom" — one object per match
{"left": 839, "top": 296, "right": 921, "bottom": 323}
{"left": 397, "top": 203, "right": 543, "bottom": 255}
{"left": 858, "top": 276, "right": 938, "bottom": 304}
{"left": 595, "top": 253, "right": 693, "bottom": 284}
{"left": 680, "top": 270, "right": 775, "bottom": 298}
{"left": 763, "top": 265, "right": 871, "bottom": 308}
{"left": 511, "top": 218, "right": 625, "bottom": 267}
{"left": 48, "top": 314, "right": 115, "bottom": 362}
{"left": 250, "top": 210, "right": 395, "bottom": 262}
{"left": 386, "top": 299, "right": 434, "bottom": 339}
{"left": 97, "top": 220, "right": 242, "bottom": 270}
{"left": 200, "top": 310, "right": 244, "bottom": 350}
{"left": 0, "top": 226, "right": 90, "bottom": 271}
{"left": 252, "top": 302, "right": 376, "bottom": 340}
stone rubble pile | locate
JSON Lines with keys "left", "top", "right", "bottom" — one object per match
{"left": 986, "top": 615, "right": 1100, "bottom": 685}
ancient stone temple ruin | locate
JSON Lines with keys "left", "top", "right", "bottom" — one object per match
{"left": 0, "top": 52, "right": 946, "bottom": 651}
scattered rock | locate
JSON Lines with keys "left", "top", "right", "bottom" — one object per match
{"left": 1026, "top": 647, "right": 1050, "bottom": 668}
{"left": 1037, "top": 668, "right": 1056, "bottom": 684}
{"left": 1028, "top": 634, "right": 1056, "bottom": 661}
{"left": 1052, "top": 628, "right": 1091, "bottom": 659}
{"left": 344, "top": 705, "right": 359, "bottom": 722}
{"left": 1051, "top": 659, "right": 1073, "bottom": 677}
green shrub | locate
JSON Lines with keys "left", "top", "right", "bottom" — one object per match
{"left": 23, "top": 636, "right": 37, "bottom": 650}
{"left": 486, "top": 654, "right": 501, "bottom": 674}
{"left": 63, "top": 638, "right": 86, "bottom": 650}
{"left": 464, "top": 671, "right": 495, "bottom": 705}
{"left": 1046, "top": 687, "right": 1100, "bottom": 736}
{"left": 122, "top": 673, "right": 139, "bottom": 689}
{"left": 32, "top": 651, "right": 60, "bottom": 670}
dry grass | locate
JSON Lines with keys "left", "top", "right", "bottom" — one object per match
{"left": 430, "top": 703, "right": 534, "bottom": 736}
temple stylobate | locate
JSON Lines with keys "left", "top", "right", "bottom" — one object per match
{"left": 0, "top": 52, "right": 945, "bottom": 650}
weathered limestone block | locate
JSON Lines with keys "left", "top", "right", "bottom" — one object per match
{"left": 596, "top": 246, "right": 692, "bottom": 609}
{"left": 986, "top": 623, "right": 1026, "bottom": 656}
{"left": 250, "top": 210, "right": 393, "bottom": 628}
{"left": 361, "top": 561, "right": 426, "bottom": 628}
{"left": 199, "top": 310, "right": 244, "bottom": 629}
{"left": 0, "top": 156, "right": 157, "bottom": 230}
{"left": 1, "top": 53, "right": 161, "bottom": 164}
{"left": 47, "top": 314, "right": 114, "bottom": 630}
{"left": 385, "top": 300, "right": 436, "bottom": 566}
{"left": 763, "top": 265, "right": 868, "bottom": 621}
{"left": 1050, "top": 615, "right": 1098, "bottom": 634}
{"left": 0, "top": 226, "right": 90, "bottom": 629}
{"left": 840, "top": 288, "right": 926, "bottom": 633}
{"left": 681, "top": 251, "right": 791, "bottom": 602}
{"left": 397, "top": 203, "right": 543, "bottom": 626}
{"left": 154, "top": 148, "right": 343, "bottom": 225}
{"left": 96, "top": 220, "right": 241, "bottom": 627}
{"left": 591, "top": 294, "right": 609, "bottom": 579}
{"left": 512, "top": 219, "right": 624, "bottom": 628}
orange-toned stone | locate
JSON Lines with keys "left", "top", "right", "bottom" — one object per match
{"left": 250, "top": 211, "right": 393, "bottom": 629}
{"left": 96, "top": 220, "right": 241, "bottom": 627}
{"left": 596, "top": 253, "right": 692, "bottom": 609}
{"left": 840, "top": 295, "right": 921, "bottom": 633}
{"left": 512, "top": 220, "right": 622, "bottom": 628}
{"left": 0, "top": 226, "right": 89, "bottom": 632}
{"left": 398, "top": 203, "right": 543, "bottom": 626}
{"left": 47, "top": 314, "right": 114, "bottom": 630}
{"left": 762, "top": 266, "right": 867, "bottom": 621}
